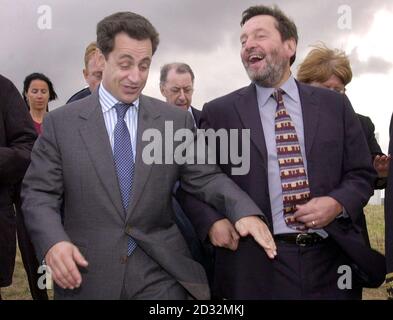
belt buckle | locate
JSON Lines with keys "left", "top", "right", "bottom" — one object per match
{"left": 296, "top": 233, "right": 310, "bottom": 247}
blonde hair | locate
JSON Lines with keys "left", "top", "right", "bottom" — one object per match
{"left": 84, "top": 42, "right": 98, "bottom": 69}
{"left": 297, "top": 43, "right": 352, "bottom": 85}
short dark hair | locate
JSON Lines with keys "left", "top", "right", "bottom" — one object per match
{"left": 97, "top": 11, "right": 160, "bottom": 58}
{"left": 23, "top": 72, "right": 58, "bottom": 111}
{"left": 241, "top": 5, "right": 298, "bottom": 65}
{"left": 160, "top": 63, "right": 195, "bottom": 86}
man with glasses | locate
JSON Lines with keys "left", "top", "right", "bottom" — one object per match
{"left": 160, "top": 63, "right": 200, "bottom": 124}
{"left": 159, "top": 62, "right": 215, "bottom": 288}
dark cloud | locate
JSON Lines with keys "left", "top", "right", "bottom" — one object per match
{"left": 349, "top": 49, "right": 393, "bottom": 75}
{"left": 0, "top": 0, "right": 391, "bottom": 109}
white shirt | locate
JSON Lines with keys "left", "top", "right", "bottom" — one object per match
{"left": 98, "top": 83, "right": 139, "bottom": 162}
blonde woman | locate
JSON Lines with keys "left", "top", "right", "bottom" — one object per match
{"left": 297, "top": 44, "right": 390, "bottom": 188}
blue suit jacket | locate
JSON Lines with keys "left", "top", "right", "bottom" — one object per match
{"left": 178, "top": 82, "right": 385, "bottom": 298}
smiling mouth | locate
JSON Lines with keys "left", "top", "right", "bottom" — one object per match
{"left": 248, "top": 54, "right": 265, "bottom": 65}
{"left": 123, "top": 85, "right": 139, "bottom": 92}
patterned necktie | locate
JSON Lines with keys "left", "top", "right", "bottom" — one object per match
{"left": 113, "top": 102, "right": 137, "bottom": 255}
{"left": 273, "top": 89, "right": 310, "bottom": 231}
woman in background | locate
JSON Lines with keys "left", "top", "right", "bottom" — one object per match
{"left": 23, "top": 72, "right": 57, "bottom": 135}
{"left": 15, "top": 72, "right": 57, "bottom": 299}
{"left": 297, "top": 44, "right": 390, "bottom": 188}
{"left": 298, "top": 44, "right": 391, "bottom": 298}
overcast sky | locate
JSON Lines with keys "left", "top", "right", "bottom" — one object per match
{"left": 1, "top": 0, "right": 392, "bottom": 151}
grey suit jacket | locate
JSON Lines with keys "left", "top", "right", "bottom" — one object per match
{"left": 21, "top": 90, "right": 264, "bottom": 300}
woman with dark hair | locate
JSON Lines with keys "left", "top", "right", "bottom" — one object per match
{"left": 15, "top": 73, "right": 57, "bottom": 300}
{"left": 23, "top": 73, "right": 57, "bottom": 135}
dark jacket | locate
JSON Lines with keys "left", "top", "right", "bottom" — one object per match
{"left": 0, "top": 74, "right": 36, "bottom": 286}
{"left": 385, "top": 113, "right": 393, "bottom": 274}
{"left": 66, "top": 87, "right": 91, "bottom": 104}
{"left": 178, "top": 82, "right": 385, "bottom": 298}
{"left": 357, "top": 113, "right": 386, "bottom": 189}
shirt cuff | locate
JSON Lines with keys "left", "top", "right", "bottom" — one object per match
{"left": 336, "top": 207, "right": 349, "bottom": 219}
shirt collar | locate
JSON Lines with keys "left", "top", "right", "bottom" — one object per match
{"left": 99, "top": 82, "right": 140, "bottom": 112}
{"left": 255, "top": 75, "right": 299, "bottom": 107}
{"left": 281, "top": 75, "right": 299, "bottom": 103}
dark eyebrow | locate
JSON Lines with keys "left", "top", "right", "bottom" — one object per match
{"left": 118, "top": 54, "right": 134, "bottom": 61}
{"left": 254, "top": 27, "right": 269, "bottom": 32}
{"left": 139, "top": 57, "right": 151, "bottom": 64}
{"left": 241, "top": 27, "right": 269, "bottom": 38}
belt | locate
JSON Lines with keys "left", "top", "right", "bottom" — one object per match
{"left": 274, "top": 233, "right": 326, "bottom": 247}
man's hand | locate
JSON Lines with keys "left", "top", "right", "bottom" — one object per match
{"left": 234, "top": 216, "right": 277, "bottom": 259}
{"left": 45, "top": 241, "right": 88, "bottom": 290}
{"left": 208, "top": 218, "right": 240, "bottom": 251}
{"left": 373, "top": 154, "right": 391, "bottom": 178}
{"left": 293, "top": 196, "right": 343, "bottom": 229}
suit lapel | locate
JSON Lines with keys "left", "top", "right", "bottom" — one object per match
{"left": 78, "top": 91, "right": 125, "bottom": 220}
{"left": 234, "top": 84, "right": 268, "bottom": 168}
{"left": 126, "top": 95, "right": 161, "bottom": 220}
{"left": 297, "top": 82, "right": 320, "bottom": 157}
{"left": 191, "top": 106, "right": 201, "bottom": 126}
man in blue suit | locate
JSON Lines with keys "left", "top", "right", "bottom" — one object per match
{"left": 178, "top": 5, "right": 385, "bottom": 299}
{"left": 67, "top": 42, "right": 103, "bottom": 104}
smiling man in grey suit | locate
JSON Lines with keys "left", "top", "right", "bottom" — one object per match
{"left": 21, "top": 11, "right": 276, "bottom": 300}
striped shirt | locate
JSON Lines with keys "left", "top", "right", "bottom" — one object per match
{"left": 98, "top": 83, "right": 139, "bottom": 162}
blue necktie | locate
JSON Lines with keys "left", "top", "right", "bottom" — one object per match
{"left": 113, "top": 102, "right": 137, "bottom": 256}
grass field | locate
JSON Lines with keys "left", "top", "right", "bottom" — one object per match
{"left": 1, "top": 205, "right": 388, "bottom": 300}
{"left": 362, "top": 205, "right": 387, "bottom": 300}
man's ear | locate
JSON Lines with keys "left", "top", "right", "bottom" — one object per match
{"left": 285, "top": 38, "right": 297, "bottom": 59}
{"left": 96, "top": 50, "right": 105, "bottom": 68}
{"left": 83, "top": 68, "right": 88, "bottom": 80}
{"left": 159, "top": 84, "right": 166, "bottom": 97}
